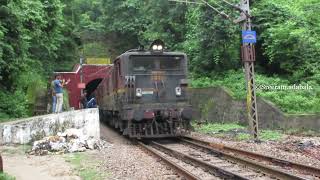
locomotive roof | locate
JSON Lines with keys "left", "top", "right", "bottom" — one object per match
{"left": 116, "top": 51, "right": 187, "bottom": 60}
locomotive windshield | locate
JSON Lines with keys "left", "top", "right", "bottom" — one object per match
{"left": 131, "top": 55, "right": 183, "bottom": 72}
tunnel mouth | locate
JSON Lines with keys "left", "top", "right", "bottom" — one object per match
{"left": 85, "top": 78, "right": 103, "bottom": 98}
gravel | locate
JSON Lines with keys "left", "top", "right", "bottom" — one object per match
{"left": 190, "top": 132, "right": 320, "bottom": 169}
{"left": 159, "top": 142, "right": 267, "bottom": 179}
{"left": 97, "top": 123, "right": 181, "bottom": 180}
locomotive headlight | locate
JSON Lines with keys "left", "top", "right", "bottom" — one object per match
{"left": 175, "top": 87, "right": 182, "bottom": 96}
{"left": 150, "top": 39, "right": 165, "bottom": 52}
{"left": 152, "top": 45, "right": 158, "bottom": 51}
{"left": 136, "top": 88, "right": 142, "bottom": 97}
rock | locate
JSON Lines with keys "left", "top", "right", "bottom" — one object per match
{"left": 86, "top": 137, "right": 101, "bottom": 150}
{"left": 68, "top": 139, "right": 86, "bottom": 153}
{"left": 29, "top": 128, "right": 104, "bottom": 155}
{"left": 50, "top": 141, "right": 67, "bottom": 152}
{"left": 46, "top": 136, "right": 60, "bottom": 142}
{"left": 65, "top": 128, "right": 83, "bottom": 139}
{"left": 57, "top": 132, "right": 67, "bottom": 137}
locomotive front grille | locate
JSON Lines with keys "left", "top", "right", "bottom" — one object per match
{"left": 151, "top": 71, "right": 165, "bottom": 81}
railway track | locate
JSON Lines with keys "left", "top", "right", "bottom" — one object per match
{"left": 138, "top": 137, "right": 319, "bottom": 180}
{"left": 182, "top": 136, "right": 320, "bottom": 179}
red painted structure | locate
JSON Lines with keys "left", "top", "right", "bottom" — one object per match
{"left": 55, "top": 64, "right": 112, "bottom": 109}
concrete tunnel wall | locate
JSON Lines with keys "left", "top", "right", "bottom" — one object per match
{"left": 0, "top": 108, "right": 100, "bottom": 145}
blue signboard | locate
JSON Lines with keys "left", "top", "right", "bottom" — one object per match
{"left": 242, "top": 31, "right": 256, "bottom": 44}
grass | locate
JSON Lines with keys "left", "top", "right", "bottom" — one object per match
{"left": 193, "top": 122, "right": 244, "bottom": 134}
{"left": 64, "top": 152, "right": 108, "bottom": 180}
{"left": 285, "top": 128, "right": 319, "bottom": 137}
{"left": 0, "top": 172, "right": 15, "bottom": 180}
{"left": 193, "top": 122, "right": 284, "bottom": 141}
{"left": 0, "top": 112, "right": 13, "bottom": 123}
{"left": 0, "top": 145, "right": 32, "bottom": 155}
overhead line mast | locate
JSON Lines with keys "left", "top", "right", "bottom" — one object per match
{"left": 169, "top": 0, "right": 259, "bottom": 140}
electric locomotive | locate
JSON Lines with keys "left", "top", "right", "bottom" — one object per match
{"left": 96, "top": 40, "right": 192, "bottom": 138}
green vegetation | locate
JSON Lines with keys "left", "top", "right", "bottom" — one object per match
{"left": 1, "top": 0, "right": 319, "bottom": 119}
{"left": 285, "top": 128, "right": 319, "bottom": 137}
{"left": 65, "top": 152, "right": 108, "bottom": 180}
{"left": 194, "top": 122, "right": 284, "bottom": 141}
{"left": 194, "top": 122, "right": 244, "bottom": 133}
{"left": 0, "top": 172, "right": 15, "bottom": 180}
{"left": 84, "top": 42, "right": 109, "bottom": 58}
{"left": 0, "top": 145, "right": 31, "bottom": 155}
{"left": 0, "top": 0, "right": 80, "bottom": 120}
{"left": 191, "top": 70, "right": 320, "bottom": 114}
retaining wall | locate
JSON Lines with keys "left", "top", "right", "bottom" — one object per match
{"left": 0, "top": 108, "right": 100, "bottom": 145}
{"left": 188, "top": 87, "right": 320, "bottom": 131}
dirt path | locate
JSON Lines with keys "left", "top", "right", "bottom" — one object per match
{"left": 1, "top": 146, "right": 80, "bottom": 180}
{"left": 1, "top": 122, "right": 180, "bottom": 180}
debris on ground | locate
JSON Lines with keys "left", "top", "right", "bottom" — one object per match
{"left": 190, "top": 131, "right": 320, "bottom": 168}
{"left": 29, "top": 128, "right": 107, "bottom": 155}
{"left": 278, "top": 137, "right": 320, "bottom": 160}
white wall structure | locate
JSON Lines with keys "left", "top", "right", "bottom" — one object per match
{"left": 0, "top": 108, "right": 100, "bottom": 144}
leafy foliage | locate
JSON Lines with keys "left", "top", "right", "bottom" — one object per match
{"left": 0, "top": 172, "right": 15, "bottom": 180}
{"left": 253, "top": 0, "right": 320, "bottom": 81}
{"left": 0, "top": 0, "right": 79, "bottom": 119}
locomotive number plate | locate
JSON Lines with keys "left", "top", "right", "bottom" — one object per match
{"left": 142, "top": 91, "right": 154, "bottom": 95}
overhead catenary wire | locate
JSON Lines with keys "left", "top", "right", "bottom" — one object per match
{"left": 199, "top": 0, "right": 230, "bottom": 19}
{"left": 169, "top": 0, "right": 232, "bottom": 21}
{"left": 218, "top": 0, "right": 251, "bottom": 17}
{"left": 168, "top": 0, "right": 203, "bottom": 5}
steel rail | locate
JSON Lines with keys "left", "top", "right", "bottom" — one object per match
{"left": 150, "top": 141, "right": 249, "bottom": 180}
{"left": 180, "top": 137, "right": 309, "bottom": 180}
{"left": 137, "top": 141, "right": 200, "bottom": 180}
{"left": 183, "top": 136, "right": 320, "bottom": 177}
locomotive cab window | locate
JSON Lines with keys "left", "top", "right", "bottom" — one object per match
{"left": 159, "top": 56, "right": 181, "bottom": 70}
{"left": 132, "top": 58, "right": 155, "bottom": 71}
{"left": 130, "top": 55, "right": 183, "bottom": 72}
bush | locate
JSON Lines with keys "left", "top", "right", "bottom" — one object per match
{"left": 0, "top": 70, "right": 46, "bottom": 120}
{"left": 0, "top": 172, "right": 15, "bottom": 180}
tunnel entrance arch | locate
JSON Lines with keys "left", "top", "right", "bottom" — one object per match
{"left": 54, "top": 64, "right": 112, "bottom": 109}
{"left": 85, "top": 78, "right": 103, "bottom": 97}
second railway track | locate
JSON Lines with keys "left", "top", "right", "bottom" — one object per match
{"left": 182, "top": 136, "right": 320, "bottom": 179}
{"left": 138, "top": 137, "right": 319, "bottom": 180}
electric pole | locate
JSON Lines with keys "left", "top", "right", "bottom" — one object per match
{"left": 237, "top": 0, "right": 259, "bottom": 140}
{"left": 169, "top": 0, "right": 259, "bottom": 140}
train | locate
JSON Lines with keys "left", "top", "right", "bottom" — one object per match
{"left": 95, "top": 40, "right": 192, "bottom": 138}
